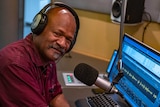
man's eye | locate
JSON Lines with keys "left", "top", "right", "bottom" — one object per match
{"left": 67, "top": 38, "right": 72, "bottom": 44}
{"left": 54, "top": 32, "right": 60, "bottom": 37}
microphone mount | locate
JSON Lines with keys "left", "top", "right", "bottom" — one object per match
{"left": 112, "top": 0, "right": 126, "bottom": 85}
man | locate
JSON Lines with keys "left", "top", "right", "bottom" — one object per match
{"left": 0, "top": 2, "right": 79, "bottom": 107}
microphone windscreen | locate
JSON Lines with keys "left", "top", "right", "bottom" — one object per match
{"left": 74, "top": 63, "right": 98, "bottom": 86}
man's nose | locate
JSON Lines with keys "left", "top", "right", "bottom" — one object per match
{"left": 57, "top": 36, "right": 67, "bottom": 48}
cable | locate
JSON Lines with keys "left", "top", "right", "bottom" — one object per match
{"left": 142, "top": 12, "right": 152, "bottom": 42}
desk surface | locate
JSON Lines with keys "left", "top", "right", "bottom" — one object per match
{"left": 63, "top": 87, "right": 94, "bottom": 107}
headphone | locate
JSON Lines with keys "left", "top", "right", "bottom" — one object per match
{"left": 31, "top": 2, "right": 80, "bottom": 53}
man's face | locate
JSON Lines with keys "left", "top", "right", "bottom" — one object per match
{"left": 35, "top": 9, "right": 76, "bottom": 62}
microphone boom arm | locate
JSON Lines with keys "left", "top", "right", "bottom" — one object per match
{"left": 112, "top": 0, "right": 127, "bottom": 85}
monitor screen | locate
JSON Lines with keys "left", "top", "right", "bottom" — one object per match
{"left": 107, "top": 33, "right": 160, "bottom": 107}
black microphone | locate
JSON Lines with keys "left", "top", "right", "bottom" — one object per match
{"left": 74, "top": 63, "right": 118, "bottom": 93}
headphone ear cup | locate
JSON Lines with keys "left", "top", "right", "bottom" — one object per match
{"left": 31, "top": 13, "right": 48, "bottom": 35}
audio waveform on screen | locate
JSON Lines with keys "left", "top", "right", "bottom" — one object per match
{"left": 122, "top": 67, "right": 158, "bottom": 102}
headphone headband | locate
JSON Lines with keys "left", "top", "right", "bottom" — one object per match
{"left": 31, "top": 2, "right": 80, "bottom": 53}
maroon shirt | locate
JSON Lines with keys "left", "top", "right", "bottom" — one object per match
{"left": 0, "top": 33, "right": 62, "bottom": 107}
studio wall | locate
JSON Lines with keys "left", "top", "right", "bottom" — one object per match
{"left": 55, "top": 0, "right": 160, "bottom": 23}
{"left": 0, "top": 0, "right": 24, "bottom": 49}
{"left": 0, "top": 0, "right": 19, "bottom": 49}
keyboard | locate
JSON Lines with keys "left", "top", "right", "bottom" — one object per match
{"left": 86, "top": 93, "right": 120, "bottom": 107}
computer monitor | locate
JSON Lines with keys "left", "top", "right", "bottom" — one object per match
{"left": 106, "top": 50, "right": 118, "bottom": 73}
{"left": 107, "top": 33, "right": 160, "bottom": 107}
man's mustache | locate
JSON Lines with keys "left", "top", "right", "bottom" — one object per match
{"left": 48, "top": 44, "right": 66, "bottom": 55}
